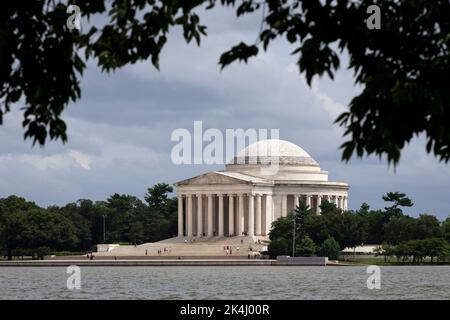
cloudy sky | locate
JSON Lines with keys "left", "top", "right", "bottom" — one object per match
{"left": 1, "top": 7, "right": 449, "bottom": 220}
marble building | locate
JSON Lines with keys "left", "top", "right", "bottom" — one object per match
{"left": 175, "top": 139, "right": 349, "bottom": 238}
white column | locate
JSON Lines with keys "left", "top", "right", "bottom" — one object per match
{"left": 344, "top": 196, "right": 348, "bottom": 211}
{"left": 281, "top": 195, "right": 288, "bottom": 217}
{"left": 306, "top": 195, "right": 312, "bottom": 209}
{"left": 248, "top": 194, "right": 254, "bottom": 236}
{"left": 207, "top": 194, "right": 213, "bottom": 237}
{"left": 316, "top": 195, "right": 322, "bottom": 215}
{"left": 197, "top": 194, "right": 203, "bottom": 237}
{"left": 238, "top": 194, "right": 244, "bottom": 236}
{"left": 294, "top": 195, "right": 299, "bottom": 209}
{"left": 218, "top": 194, "right": 224, "bottom": 237}
{"left": 178, "top": 195, "right": 184, "bottom": 237}
{"left": 334, "top": 195, "right": 339, "bottom": 207}
{"left": 187, "top": 194, "right": 193, "bottom": 237}
{"left": 264, "top": 195, "right": 273, "bottom": 236}
{"left": 228, "top": 194, "right": 234, "bottom": 236}
{"left": 255, "top": 194, "right": 262, "bottom": 235}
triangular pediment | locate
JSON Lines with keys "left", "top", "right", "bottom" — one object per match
{"left": 176, "top": 172, "right": 252, "bottom": 186}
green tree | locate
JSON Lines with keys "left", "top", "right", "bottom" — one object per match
{"left": 394, "top": 238, "right": 449, "bottom": 264}
{"left": 443, "top": 217, "right": 450, "bottom": 243}
{"left": 320, "top": 200, "right": 342, "bottom": 216}
{"left": 49, "top": 202, "right": 93, "bottom": 251}
{"left": 413, "top": 214, "right": 442, "bottom": 240}
{"left": 317, "top": 237, "right": 340, "bottom": 260}
{"left": 145, "top": 183, "right": 173, "bottom": 211}
{"left": 269, "top": 214, "right": 293, "bottom": 242}
{"left": 422, "top": 238, "right": 448, "bottom": 263}
{"left": 382, "top": 192, "right": 414, "bottom": 221}
{"left": 2, "top": 1, "right": 449, "bottom": 165}
{"left": 384, "top": 215, "right": 416, "bottom": 245}
{"left": 295, "top": 236, "right": 316, "bottom": 257}
{"left": 142, "top": 183, "right": 178, "bottom": 241}
{"left": 374, "top": 243, "right": 396, "bottom": 263}
{"left": 105, "top": 194, "right": 146, "bottom": 243}
{"left": 293, "top": 200, "right": 313, "bottom": 238}
{"left": 0, "top": 195, "right": 39, "bottom": 212}
{"left": 339, "top": 212, "right": 366, "bottom": 249}
{"left": 0, "top": 211, "right": 29, "bottom": 260}
{"left": 0, "top": 203, "right": 78, "bottom": 259}
{"left": 24, "top": 208, "right": 78, "bottom": 254}
{"left": 267, "top": 237, "right": 289, "bottom": 258}
{"left": 363, "top": 210, "right": 385, "bottom": 244}
{"left": 303, "top": 213, "right": 329, "bottom": 246}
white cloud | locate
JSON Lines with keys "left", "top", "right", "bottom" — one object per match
{"left": 69, "top": 150, "right": 92, "bottom": 170}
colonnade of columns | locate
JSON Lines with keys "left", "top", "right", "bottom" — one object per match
{"left": 178, "top": 193, "right": 348, "bottom": 238}
{"left": 287, "top": 194, "right": 348, "bottom": 216}
{"left": 178, "top": 193, "right": 272, "bottom": 238}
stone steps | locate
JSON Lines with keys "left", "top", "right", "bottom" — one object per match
{"left": 96, "top": 235, "right": 268, "bottom": 257}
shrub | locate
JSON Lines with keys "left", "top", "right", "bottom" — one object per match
{"left": 317, "top": 237, "right": 340, "bottom": 260}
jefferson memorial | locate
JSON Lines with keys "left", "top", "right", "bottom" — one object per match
{"left": 175, "top": 139, "right": 349, "bottom": 239}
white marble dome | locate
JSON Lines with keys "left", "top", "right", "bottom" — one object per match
{"left": 229, "top": 139, "right": 319, "bottom": 167}
{"left": 236, "top": 139, "right": 311, "bottom": 158}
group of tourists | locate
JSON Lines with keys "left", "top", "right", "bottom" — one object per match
{"left": 223, "top": 245, "right": 241, "bottom": 255}
{"left": 223, "top": 245, "right": 233, "bottom": 255}
{"left": 86, "top": 252, "right": 95, "bottom": 260}
{"left": 157, "top": 247, "right": 170, "bottom": 255}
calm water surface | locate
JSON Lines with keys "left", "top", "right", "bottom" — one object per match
{"left": 0, "top": 266, "right": 449, "bottom": 299}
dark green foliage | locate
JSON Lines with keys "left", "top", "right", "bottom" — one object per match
{"left": 268, "top": 191, "right": 449, "bottom": 262}
{"left": 384, "top": 214, "right": 443, "bottom": 245}
{"left": 382, "top": 192, "right": 413, "bottom": 220}
{"left": 443, "top": 217, "right": 450, "bottom": 243}
{"left": 295, "top": 236, "right": 316, "bottom": 257}
{"left": 414, "top": 214, "right": 442, "bottom": 240}
{"left": 267, "top": 237, "right": 289, "bottom": 258}
{"left": 317, "top": 237, "right": 340, "bottom": 260}
{"left": 357, "top": 204, "right": 385, "bottom": 244}
{"left": 384, "top": 215, "right": 416, "bottom": 245}
{"left": 1, "top": 1, "right": 449, "bottom": 165}
{"left": 144, "top": 183, "right": 173, "bottom": 211}
{"left": 0, "top": 197, "right": 78, "bottom": 260}
{"left": 302, "top": 202, "right": 366, "bottom": 249}
{"left": 393, "top": 238, "right": 450, "bottom": 263}
{"left": 0, "top": 183, "right": 178, "bottom": 259}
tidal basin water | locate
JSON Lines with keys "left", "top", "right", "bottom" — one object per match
{"left": 0, "top": 266, "right": 449, "bottom": 299}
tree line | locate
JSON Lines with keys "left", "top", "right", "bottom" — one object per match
{"left": 268, "top": 192, "right": 450, "bottom": 263}
{"left": 2, "top": 188, "right": 449, "bottom": 262}
{"left": 0, "top": 183, "right": 177, "bottom": 260}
